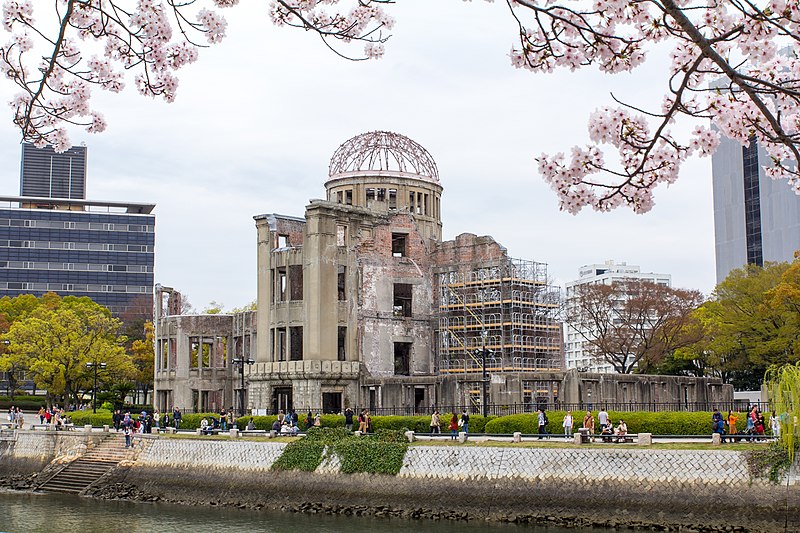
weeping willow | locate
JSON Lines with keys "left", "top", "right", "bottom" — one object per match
{"left": 765, "top": 362, "right": 800, "bottom": 461}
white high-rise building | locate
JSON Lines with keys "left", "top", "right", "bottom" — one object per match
{"left": 564, "top": 261, "right": 672, "bottom": 373}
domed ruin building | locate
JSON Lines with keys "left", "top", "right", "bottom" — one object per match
{"left": 153, "top": 132, "right": 731, "bottom": 415}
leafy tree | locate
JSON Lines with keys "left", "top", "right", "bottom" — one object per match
{"left": 567, "top": 280, "right": 703, "bottom": 373}
{"left": 130, "top": 322, "right": 155, "bottom": 405}
{"left": 4, "top": 2, "right": 800, "bottom": 212}
{"left": 670, "top": 262, "right": 800, "bottom": 388}
{"left": 0, "top": 295, "right": 134, "bottom": 409}
{"left": 203, "top": 301, "right": 225, "bottom": 314}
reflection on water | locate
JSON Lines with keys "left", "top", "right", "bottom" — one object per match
{"left": 0, "top": 491, "right": 578, "bottom": 533}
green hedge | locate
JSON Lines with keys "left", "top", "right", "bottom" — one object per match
{"left": 68, "top": 410, "right": 114, "bottom": 426}
{"left": 484, "top": 411, "right": 723, "bottom": 435}
{"left": 272, "top": 427, "right": 408, "bottom": 475}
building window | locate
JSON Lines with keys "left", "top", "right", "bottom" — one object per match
{"left": 388, "top": 189, "right": 397, "bottom": 210}
{"left": 338, "top": 326, "right": 346, "bottom": 361}
{"left": 289, "top": 265, "right": 303, "bottom": 301}
{"left": 377, "top": 188, "right": 386, "bottom": 201}
{"left": 336, "top": 191, "right": 343, "bottom": 203}
{"left": 337, "top": 225, "right": 347, "bottom": 247}
{"left": 276, "top": 267, "right": 287, "bottom": 301}
{"left": 393, "top": 283, "right": 412, "bottom": 317}
{"left": 742, "top": 137, "right": 763, "bottom": 267}
{"left": 394, "top": 342, "right": 411, "bottom": 376}
{"left": 338, "top": 266, "right": 346, "bottom": 301}
{"left": 366, "top": 188, "right": 375, "bottom": 200}
{"left": 345, "top": 190, "right": 353, "bottom": 205}
{"left": 391, "top": 233, "right": 406, "bottom": 257}
{"left": 277, "top": 328, "right": 287, "bottom": 362}
{"left": 189, "top": 337, "right": 211, "bottom": 368}
{"left": 290, "top": 326, "right": 303, "bottom": 361}
{"left": 277, "top": 234, "right": 289, "bottom": 248}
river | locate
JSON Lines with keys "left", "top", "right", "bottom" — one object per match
{"left": 0, "top": 491, "right": 577, "bottom": 533}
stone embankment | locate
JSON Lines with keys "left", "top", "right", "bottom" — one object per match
{"left": 2, "top": 431, "right": 798, "bottom": 532}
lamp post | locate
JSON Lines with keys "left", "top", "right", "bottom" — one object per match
{"left": 232, "top": 357, "right": 255, "bottom": 417}
{"left": 85, "top": 361, "right": 107, "bottom": 413}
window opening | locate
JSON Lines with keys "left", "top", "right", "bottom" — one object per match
{"left": 277, "top": 328, "right": 287, "bottom": 362}
{"left": 337, "top": 225, "right": 347, "bottom": 247}
{"left": 391, "top": 233, "right": 406, "bottom": 257}
{"left": 277, "top": 268, "right": 287, "bottom": 301}
{"left": 338, "top": 327, "right": 347, "bottom": 361}
{"left": 338, "top": 266, "right": 346, "bottom": 301}
{"left": 289, "top": 265, "right": 303, "bottom": 301}
{"left": 290, "top": 326, "right": 303, "bottom": 361}
{"left": 394, "top": 342, "right": 411, "bottom": 376}
{"left": 277, "top": 234, "right": 289, "bottom": 248}
{"left": 345, "top": 190, "right": 353, "bottom": 205}
{"left": 388, "top": 189, "right": 397, "bottom": 210}
{"left": 393, "top": 283, "right": 412, "bottom": 317}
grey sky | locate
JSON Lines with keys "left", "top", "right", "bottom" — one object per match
{"left": 0, "top": 1, "right": 716, "bottom": 310}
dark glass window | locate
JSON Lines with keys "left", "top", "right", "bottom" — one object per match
{"left": 742, "top": 137, "right": 763, "bottom": 267}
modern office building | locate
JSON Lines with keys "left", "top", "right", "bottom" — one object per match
{"left": 0, "top": 144, "right": 155, "bottom": 315}
{"left": 712, "top": 135, "right": 800, "bottom": 282}
{"left": 20, "top": 143, "right": 87, "bottom": 199}
{"left": 564, "top": 261, "right": 672, "bottom": 373}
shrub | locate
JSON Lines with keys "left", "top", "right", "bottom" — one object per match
{"left": 484, "top": 410, "right": 724, "bottom": 436}
{"left": 69, "top": 410, "right": 113, "bottom": 426}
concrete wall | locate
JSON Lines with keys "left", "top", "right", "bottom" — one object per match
{"left": 116, "top": 438, "right": 799, "bottom": 530}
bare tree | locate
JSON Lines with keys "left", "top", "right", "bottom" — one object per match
{"left": 566, "top": 279, "right": 704, "bottom": 373}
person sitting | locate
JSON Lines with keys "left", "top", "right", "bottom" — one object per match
{"left": 615, "top": 420, "right": 629, "bottom": 442}
{"left": 271, "top": 419, "right": 282, "bottom": 432}
{"left": 280, "top": 421, "right": 296, "bottom": 435}
{"left": 601, "top": 421, "right": 614, "bottom": 443}
{"left": 246, "top": 418, "right": 256, "bottom": 431}
{"left": 200, "top": 418, "right": 210, "bottom": 435}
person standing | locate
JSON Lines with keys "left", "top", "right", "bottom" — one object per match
{"left": 344, "top": 407, "right": 354, "bottom": 431}
{"left": 537, "top": 408, "right": 548, "bottom": 439}
{"left": 583, "top": 410, "right": 595, "bottom": 441}
{"left": 562, "top": 411, "right": 574, "bottom": 440}
{"left": 357, "top": 410, "right": 367, "bottom": 432}
{"left": 430, "top": 410, "right": 441, "bottom": 434}
{"left": 219, "top": 408, "right": 228, "bottom": 431}
{"left": 460, "top": 410, "right": 470, "bottom": 435}
{"left": 770, "top": 410, "right": 781, "bottom": 437}
{"left": 173, "top": 407, "right": 182, "bottom": 429}
{"left": 727, "top": 410, "right": 738, "bottom": 439}
{"left": 38, "top": 406, "right": 45, "bottom": 425}
{"left": 449, "top": 413, "right": 459, "bottom": 440}
{"left": 305, "top": 411, "right": 314, "bottom": 430}
{"left": 598, "top": 408, "right": 609, "bottom": 431}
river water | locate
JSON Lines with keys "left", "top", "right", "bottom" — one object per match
{"left": 0, "top": 491, "right": 578, "bottom": 533}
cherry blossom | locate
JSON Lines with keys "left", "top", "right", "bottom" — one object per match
{"left": 3, "top": 0, "right": 800, "bottom": 216}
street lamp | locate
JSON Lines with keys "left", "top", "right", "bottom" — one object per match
{"left": 85, "top": 361, "right": 107, "bottom": 413}
{"left": 232, "top": 357, "right": 255, "bottom": 417}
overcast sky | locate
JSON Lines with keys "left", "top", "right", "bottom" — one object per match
{"left": 0, "top": 1, "right": 717, "bottom": 311}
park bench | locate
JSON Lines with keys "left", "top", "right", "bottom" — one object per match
{"left": 0, "top": 423, "right": 13, "bottom": 430}
{"left": 31, "top": 424, "right": 51, "bottom": 430}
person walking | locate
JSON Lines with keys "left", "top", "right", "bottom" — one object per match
{"left": 562, "top": 411, "right": 574, "bottom": 440}
{"left": 430, "top": 410, "right": 441, "bottom": 434}
{"left": 598, "top": 408, "right": 609, "bottom": 431}
{"left": 173, "top": 407, "right": 182, "bottom": 429}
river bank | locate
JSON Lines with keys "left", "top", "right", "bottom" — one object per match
{"left": 1, "top": 431, "right": 797, "bottom": 531}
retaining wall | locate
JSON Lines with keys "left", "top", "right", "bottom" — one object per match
{"left": 1, "top": 432, "right": 798, "bottom": 531}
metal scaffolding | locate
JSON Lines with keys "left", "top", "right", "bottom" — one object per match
{"left": 436, "top": 257, "right": 562, "bottom": 375}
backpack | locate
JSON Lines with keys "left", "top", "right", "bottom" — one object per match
{"left": 543, "top": 413, "right": 549, "bottom": 425}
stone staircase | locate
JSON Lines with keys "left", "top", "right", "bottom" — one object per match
{"left": 36, "top": 433, "right": 135, "bottom": 494}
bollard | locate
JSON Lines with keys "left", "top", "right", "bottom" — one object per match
{"left": 269, "top": 430, "right": 277, "bottom": 438}
{"left": 574, "top": 432, "right": 583, "bottom": 445}
{"left": 513, "top": 432, "right": 522, "bottom": 443}
{"left": 404, "top": 430, "right": 415, "bottom": 443}
{"left": 195, "top": 428, "right": 202, "bottom": 435}
{"left": 711, "top": 433, "right": 721, "bottom": 446}
{"left": 166, "top": 427, "right": 176, "bottom": 434}
{"left": 229, "top": 428, "right": 239, "bottom": 438}
{"left": 637, "top": 432, "right": 652, "bottom": 446}
{"left": 354, "top": 431, "right": 362, "bottom": 437}
{"left": 84, "top": 424, "right": 93, "bottom": 433}
{"left": 458, "top": 431, "right": 467, "bottom": 443}
{"left": 102, "top": 425, "right": 110, "bottom": 433}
